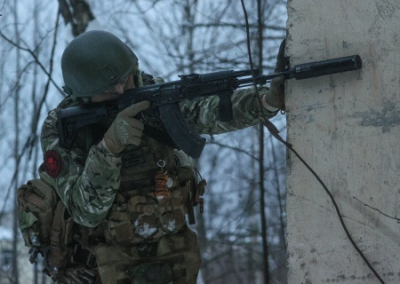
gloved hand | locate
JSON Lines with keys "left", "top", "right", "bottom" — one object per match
{"left": 103, "top": 101, "right": 150, "bottom": 154}
{"left": 262, "top": 75, "right": 285, "bottom": 111}
{"left": 262, "top": 39, "right": 287, "bottom": 111}
{"left": 275, "top": 39, "right": 287, "bottom": 73}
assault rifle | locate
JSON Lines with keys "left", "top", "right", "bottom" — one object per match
{"left": 57, "top": 55, "right": 362, "bottom": 158}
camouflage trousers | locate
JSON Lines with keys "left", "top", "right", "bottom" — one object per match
{"left": 94, "top": 226, "right": 201, "bottom": 284}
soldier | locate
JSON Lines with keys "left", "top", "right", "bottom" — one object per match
{"left": 39, "top": 30, "right": 285, "bottom": 283}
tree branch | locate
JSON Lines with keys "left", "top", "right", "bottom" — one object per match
{"left": 0, "top": 31, "right": 64, "bottom": 95}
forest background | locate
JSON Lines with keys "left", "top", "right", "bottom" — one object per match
{"left": 0, "top": 0, "right": 288, "bottom": 283}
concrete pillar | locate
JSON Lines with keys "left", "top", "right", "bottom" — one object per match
{"left": 286, "top": 0, "right": 400, "bottom": 283}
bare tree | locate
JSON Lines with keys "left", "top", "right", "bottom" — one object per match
{"left": 12, "top": 0, "right": 22, "bottom": 282}
{"left": 0, "top": 0, "right": 287, "bottom": 283}
{"left": 0, "top": 0, "right": 63, "bottom": 283}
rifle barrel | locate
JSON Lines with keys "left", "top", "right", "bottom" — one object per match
{"left": 287, "top": 55, "right": 362, "bottom": 80}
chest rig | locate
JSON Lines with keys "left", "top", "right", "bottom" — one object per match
{"left": 65, "top": 72, "right": 204, "bottom": 245}
{"left": 103, "top": 134, "right": 197, "bottom": 245}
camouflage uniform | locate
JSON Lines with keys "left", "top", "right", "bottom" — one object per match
{"left": 39, "top": 74, "right": 276, "bottom": 283}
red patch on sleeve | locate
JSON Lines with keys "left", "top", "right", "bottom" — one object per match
{"left": 44, "top": 150, "right": 62, "bottom": 178}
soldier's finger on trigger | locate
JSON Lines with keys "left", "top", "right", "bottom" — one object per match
{"left": 126, "top": 101, "right": 151, "bottom": 117}
{"left": 125, "top": 117, "right": 144, "bottom": 130}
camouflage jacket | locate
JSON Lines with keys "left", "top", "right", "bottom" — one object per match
{"left": 39, "top": 79, "right": 276, "bottom": 236}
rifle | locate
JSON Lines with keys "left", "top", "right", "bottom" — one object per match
{"left": 57, "top": 55, "right": 362, "bottom": 158}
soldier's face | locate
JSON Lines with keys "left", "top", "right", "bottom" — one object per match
{"left": 91, "top": 74, "right": 135, "bottom": 102}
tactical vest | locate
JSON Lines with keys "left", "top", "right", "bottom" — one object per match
{"left": 96, "top": 141, "right": 203, "bottom": 284}
{"left": 103, "top": 132, "right": 194, "bottom": 243}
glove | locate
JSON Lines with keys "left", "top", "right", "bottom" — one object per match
{"left": 262, "top": 39, "right": 287, "bottom": 111}
{"left": 275, "top": 39, "right": 287, "bottom": 73}
{"left": 103, "top": 101, "right": 150, "bottom": 154}
{"left": 262, "top": 75, "right": 285, "bottom": 111}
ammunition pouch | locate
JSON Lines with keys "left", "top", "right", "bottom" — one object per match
{"left": 17, "top": 179, "right": 58, "bottom": 247}
{"left": 128, "top": 261, "right": 173, "bottom": 284}
{"left": 47, "top": 200, "right": 75, "bottom": 269}
{"left": 94, "top": 226, "right": 201, "bottom": 284}
{"left": 17, "top": 179, "right": 97, "bottom": 282}
{"left": 103, "top": 179, "right": 191, "bottom": 245}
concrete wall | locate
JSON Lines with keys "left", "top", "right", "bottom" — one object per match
{"left": 286, "top": 0, "right": 400, "bottom": 283}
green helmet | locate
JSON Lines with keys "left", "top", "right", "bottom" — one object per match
{"left": 61, "top": 30, "right": 138, "bottom": 98}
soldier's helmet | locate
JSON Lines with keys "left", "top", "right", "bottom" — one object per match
{"left": 61, "top": 30, "right": 138, "bottom": 99}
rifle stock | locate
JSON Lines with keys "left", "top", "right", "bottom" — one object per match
{"left": 57, "top": 104, "right": 109, "bottom": 149}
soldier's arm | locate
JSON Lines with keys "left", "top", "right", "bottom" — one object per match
{"left": 39, "top": 109, "right": 121, "bottom": 227}
{"left": 179, "top": 86, "right": 278, "bottom": 135}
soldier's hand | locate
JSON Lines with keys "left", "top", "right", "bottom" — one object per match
{"left": 262, "top": 75, "right": 285, "bottom": 111}
{"left": 103, "top": 101, "right": 150, "bottom": 154}
{"left": 261, "top": 39, "right": 287, "bottom": 112}
{"left": 275, "top": 39, "right": 286, "bottom": 73}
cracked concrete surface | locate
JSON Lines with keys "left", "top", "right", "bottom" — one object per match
{"left": 286, "top": 0, "right": 400, "bottom": 283}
